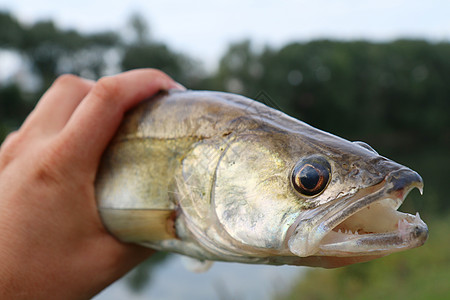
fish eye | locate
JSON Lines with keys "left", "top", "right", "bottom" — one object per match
{"left": 291, "top": 156, "right": 331, "bottom": 196}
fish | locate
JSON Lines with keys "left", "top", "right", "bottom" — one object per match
{"left": 95, "top": 90, "right": 428, "bottom": 269}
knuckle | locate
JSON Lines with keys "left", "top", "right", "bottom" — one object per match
{"left": 33, "top": 160, "right": 61, "bottom": 186}
{"left": 143, "top": 68, "right": 171, "bottom": 82}
{"left": 2, "top": 130, "right": 19, "bottom": 147}
{"left": 53, "top": 74, "right": 83, "bottom": 87}
{"left": 91, "top": 76, "right": 120, "bottom": 103}
{"left": 147, "top": 68, "right": 166, "bottom": 77}
{"left": 32, "top": 142, "right": 68, "bottom": 186}
{"left": 0, "top": 131, "right": 22, "bottom": 167}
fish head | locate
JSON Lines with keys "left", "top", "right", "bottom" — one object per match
{"left": 210, "top": 115, "right": 427, "bottom": 267}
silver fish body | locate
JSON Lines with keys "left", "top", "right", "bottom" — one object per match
{"left": 95, "top": 90, "right": 427, "bottom": 268}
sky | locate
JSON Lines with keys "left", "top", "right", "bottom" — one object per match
{"left": 1, "top": 0, "right": 449, "bottom": 70}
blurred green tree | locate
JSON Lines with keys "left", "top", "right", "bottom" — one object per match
{"left": 121, "top": 13, "right": 203, "bottom": 87}
{"left": 0, "top": 11, "right": 120, "bottom": 138}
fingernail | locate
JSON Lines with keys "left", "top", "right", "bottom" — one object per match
{"left": 170, "top": 82, "right": 187, "bottom": 91}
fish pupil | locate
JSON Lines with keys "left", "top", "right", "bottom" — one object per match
{"left": 300, "top": 165, "right": 320, "bottom": 190}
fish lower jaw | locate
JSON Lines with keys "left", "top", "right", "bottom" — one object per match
{"left": 288, "top": 194, "right": 428, "bottom": 258}
{"left": 317, "top": 209, "right": 428, "bottom": 257}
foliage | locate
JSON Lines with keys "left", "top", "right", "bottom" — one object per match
{"left": 214, "top": 39, "right": 450, "bottom": 150}
{"left": 213, "top": 39, "right": 450, "bottom": 214}
{"left": 0, "top": 11, "right": 199, "bottom": 137}
{"left": 1, "top": 11, "right": 119, "bottom": 88}
{"left": 121, "top": 43, "right": 201, "bottom": 86}
{"left": 275, "top": 214, "right": 450, "bottom": 300}
{"left": 0, "top": 83, "right": 30, "bottom": 128}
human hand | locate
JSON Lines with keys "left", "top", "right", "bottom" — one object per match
{"left": 0, "top": 69, "right": 184, "bottom": 299}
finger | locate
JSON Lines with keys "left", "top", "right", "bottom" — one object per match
{"left": 61, "top": 69, "right": 182, "bottom": 166}
{"left": 0, "top": 130, "right": 18, "bottom": 149}
{"left": 0, "top": 131, "right": 19, "bottom": 169}
{"left": 22, "top": 74, "right": 95, "bottom": 136}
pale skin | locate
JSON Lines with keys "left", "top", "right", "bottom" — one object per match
{"left": 0, "top": 69, "right": 185, "bottom": 299}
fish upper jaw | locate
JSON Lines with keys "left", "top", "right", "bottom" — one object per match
{"left": 286, "top": 168, "right": 428, "bottom": 258}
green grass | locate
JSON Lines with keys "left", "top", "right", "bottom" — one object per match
{"left": 276, "top": 214, "right": 450, "bottom": 300}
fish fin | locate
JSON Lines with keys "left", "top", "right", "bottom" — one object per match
{"left": 181, "top": 256, "right": 213, "bottom": 273}
{"left": 99, "top": 208, "right": 176, "bottom": 242}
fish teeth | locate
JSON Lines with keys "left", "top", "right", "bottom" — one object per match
{"left": 397, "top": 218, "right": 410, "bottom": 233}
{"left": 344, "top": 229, "right": 354, "bottom": 235}
{"left": 336, "top": 228, "right": 359, "bottom": 235}
{"left": 414, "top": 212, "right": 422, "bottom": 225}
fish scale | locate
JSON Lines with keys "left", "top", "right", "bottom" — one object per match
{"left": 95, "top": 90, "right": 427, "bottom": 269}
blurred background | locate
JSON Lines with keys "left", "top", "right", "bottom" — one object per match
{"left": 1, "top": 1, "right": 449, "bottom": 299}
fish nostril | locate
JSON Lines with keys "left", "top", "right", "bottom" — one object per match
{"left": 386, "top": 168, "right": 423, "bottom": 193}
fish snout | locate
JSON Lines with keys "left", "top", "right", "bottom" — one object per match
{"left": 385, "top": 168, "right": 424, "bottom": 195}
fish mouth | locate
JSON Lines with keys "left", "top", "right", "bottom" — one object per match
{"left": 287, "top": 168, "right": 428, "bottom": 258}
